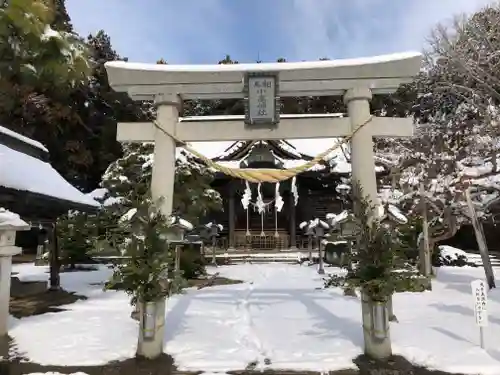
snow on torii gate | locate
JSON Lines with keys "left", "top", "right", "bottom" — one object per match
{"left": 105, "top": 52, "right": 421, "bottom": 215}
{"left": 104, "top": 52, "right": 422, "bottom": 358}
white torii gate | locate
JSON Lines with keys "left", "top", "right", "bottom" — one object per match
{"left": 105, "top": 52, "right": 422, "bottom": 358}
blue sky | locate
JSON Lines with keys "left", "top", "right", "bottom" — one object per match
{"left": 66, "top": 0, "right": 495, "bottom": 64}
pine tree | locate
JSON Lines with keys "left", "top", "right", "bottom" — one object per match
{"left": 100, "top": 143, "right": 222, "bottom": 226}
{"left": 106, "top": 196, "right": 187, "bottom": 304}
{"left": 61, "top": 30, "right": 148, "bottom": 190}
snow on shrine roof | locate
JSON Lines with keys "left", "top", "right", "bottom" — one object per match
{"left": 0, "top": 125, "right": 48, "bottom": 152}
{"left": 188, "top": 138, "right": 385, "bottom": 174}
{"left": 189, "top": 137, "right": 342, "bottom": 160}
{"left": 214, "top": 140, "right": 308, "bottom": 162}
{"left": 0, "top": 143, "right": 100, "bottom": 208}
{"left": 105, "top": 52, "right": 422, "bottom": 100}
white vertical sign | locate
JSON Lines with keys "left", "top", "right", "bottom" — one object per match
{"left": 472, "top": 279, "right": 488, "bottom": 326}
{"left": 471, "top": 279, "right": 488, "bottom": 349}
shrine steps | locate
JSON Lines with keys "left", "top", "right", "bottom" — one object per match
{"left": 206, "top": 250, "right": 315, "bottom": 264}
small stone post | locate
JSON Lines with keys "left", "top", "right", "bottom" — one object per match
{"left": 35, "top": 226, "right": 48, "bottom": 266}
{"left": 209, "top": 223, "right": 219, "bottom": 265}
{"left": 317, "top": 237, "right": 325, "bottom": 274}
{"left": 313, "top": 222, "right": 327, "bottom": 275}
{"left": 307, "top": 234, "right": 313, "bottom": 261}
{"left": 0, "top": 208, "right": 30, "bottom": 335}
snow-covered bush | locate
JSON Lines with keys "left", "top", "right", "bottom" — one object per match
{"left": 63, "top": 143, "right": 222, "bottom": 271}
{"left": 57, "top": 211, "right": 98, "bottom": 268}
{"left": 434, "top": 245, "right": 477, "bottom": 268}
{"left": 179, "top": 244, "right": 206, "bottom": 279}
{"left": 324, "top": 184, "right": 425, "bottom": 301}
{"left": 101, "top": 143, "right": 222, "bottom": 276}
{"left": 101, "top": 143, "right": 222, "bottom": 225}
{"left": 105, "top": 197, "right": 187, "bottom": 304}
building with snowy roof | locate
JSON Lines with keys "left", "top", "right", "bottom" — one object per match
{"left": 196, "top": 137, "right": 387, "bottom": 251}
{"left": 0, "top": 125, "right": 99, "bottom": 265}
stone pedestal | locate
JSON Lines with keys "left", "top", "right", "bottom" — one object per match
{"left": 136, "top": 299, "right": 167, "bottom": 359}
{"left": 0, "top": 246, "right": 21, "bottom": 335}
{"left": 0, "top": 208, "right": 30, "bottom": 336}
{"left": 361, "top": 292, "right": 392, "bottom": 359}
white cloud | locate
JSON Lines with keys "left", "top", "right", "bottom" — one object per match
{"left": 390, "top": 0, "right": 498, "bottom": 53}
{"left": 279, "top": 0, "right": 498, "bottom": 60}
{"left": 67, "top": 0, "right": 499, "bottom": 63}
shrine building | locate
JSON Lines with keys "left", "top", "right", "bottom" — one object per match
{"left": 197, "top": 137, "right": 387, "bottom": 251}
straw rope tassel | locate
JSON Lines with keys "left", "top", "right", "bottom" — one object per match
{"left": 153, "top": 116, "right": 373, "bottom": 183}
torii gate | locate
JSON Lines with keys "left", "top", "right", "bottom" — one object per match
{"left": 105, "top": 52, "right": 422, "bottom": 358}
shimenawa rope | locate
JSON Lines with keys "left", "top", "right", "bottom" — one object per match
{"left": 152, "top": 116, "right": 374, "bottom": 183}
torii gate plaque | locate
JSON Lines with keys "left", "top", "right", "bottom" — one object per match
{"left": 244, "top": 72, "right": 280, "bottom": 127}
{"left": 105, "top": 52, "right": 422, "bottom": 358}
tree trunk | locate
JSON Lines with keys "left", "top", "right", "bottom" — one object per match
{"left": 317, "top": 238, "right": 325, "bottom": 274}
{"left": 49, "top": 223, "right": 60, "bottom": 291}
{"left": 361, "top": 292, "right": 392, "bottom": 359}
{"left": 428, "top": 207, "right": 459, "bottom": 261}
{"left": 419, "top": 183, "right": 432, "bottom": 279}
{"left": 307, "top": 235, "right": 313, "bottom": 261}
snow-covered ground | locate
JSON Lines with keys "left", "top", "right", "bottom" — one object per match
{"left": 9, "top": 261, "right": 500, "bottom": 374}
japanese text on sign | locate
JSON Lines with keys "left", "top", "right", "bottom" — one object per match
{"left": 471, "top": 279, "right": 488, "bottom": 327}
{"left": 247, "top": 75, "right": 276, "bottom": 124}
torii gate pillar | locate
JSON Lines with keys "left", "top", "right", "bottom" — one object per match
{"left": 344, "top": 88, "right": 378, "bottom": 207}
{"left": 136, "top": 94, "right": 179, "bottom": 359}
{"left": 151, "top": 94, "right": 180, "bottom": 215}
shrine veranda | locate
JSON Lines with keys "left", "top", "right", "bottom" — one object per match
{"left": 105, "top": 52, "right": 422, "bottom": 252}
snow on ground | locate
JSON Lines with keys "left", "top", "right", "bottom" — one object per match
{"left": 9, "top": 264, "right": 137, "bottom": 366}
{"left": 8, "top": 262, "right": 500, "bottom": 374}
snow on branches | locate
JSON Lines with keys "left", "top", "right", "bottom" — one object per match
{"left": 376, "top": 5, "right": 500, "bottom": 225}
{"left": 100, "top": 143, "right": 222, "bottom": 225}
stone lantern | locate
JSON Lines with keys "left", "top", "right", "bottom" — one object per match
{"left": 204, "top": 221, "right": 222, "bottom": 265}
{"left": 311, "top": 219, "right": 330, "bottom": 275}
{"left": 0, "top": 208, "right": 30, "bottom": 335}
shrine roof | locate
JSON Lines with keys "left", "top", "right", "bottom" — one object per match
{"left": 0, "top": 125, "right": 47, "bottom": 152}
{"left": 213, "top": 140, "right": 311, "bottom": 162}
{"left": 190, "top": 138, "right": 386, "bottom": 175}
{"left": 105, "top": 52, "right": 422, "bottom": 100}
{"left": 0, "top": 127, "right": 100, "bottom": 210}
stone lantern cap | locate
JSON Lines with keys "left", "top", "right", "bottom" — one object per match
{"left": 0, "top": 208, "right": 29, "bottom": 254}
{"left": 167, "top": 216, "right": 194, "bottom": 231}
{"left": 0, "top": 208, "right": 30, "bottom": 231}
